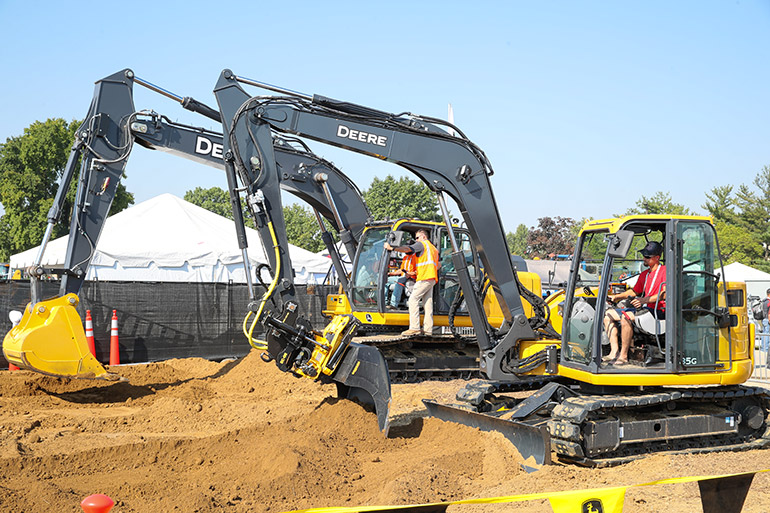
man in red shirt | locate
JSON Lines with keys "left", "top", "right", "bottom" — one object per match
{"left": 603, "top": 241, "right": 666, "bottom": 365}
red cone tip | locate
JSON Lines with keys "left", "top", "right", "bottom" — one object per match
{"left": 80, "top": 493, "right": 115, "bottom": 513}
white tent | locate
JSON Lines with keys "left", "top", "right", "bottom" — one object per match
{"left": 722, "top": 262, "right": 770, "bottom": 300}
{"left": 10, "top": 194, "right": 331, "bottom": 284}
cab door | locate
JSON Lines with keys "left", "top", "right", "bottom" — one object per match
{"left": 350, "top": 226, "right": 390, "bottom": 311}
{"left": 435, "top": 228, "right": 478, "bottom": 314}
{"left": 674, "top": 220, "right": 728, "bottom": 371}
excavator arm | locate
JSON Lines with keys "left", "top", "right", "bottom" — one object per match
{"left": 215, "top": 70, "right": 545, "bottom": 382}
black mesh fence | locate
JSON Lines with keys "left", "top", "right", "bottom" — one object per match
{"left": 0, "top": 280, "right": 337, "bottom": 367}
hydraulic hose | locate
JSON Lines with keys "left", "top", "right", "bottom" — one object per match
{"left": 243, "top": 215, "right": 282, "bottom": 351}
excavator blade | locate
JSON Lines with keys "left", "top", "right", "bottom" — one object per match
{"left": 3, "top": 294, "right": 121, "bottom": 380}
{"left": 333, "top": 341, "right": 392, "bottom": 435}
{"left": 423, "top": 400, "right": 551, "bottom": 468}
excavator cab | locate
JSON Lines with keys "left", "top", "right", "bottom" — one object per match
{"left": 326, "top": 218, "right": 541, "bottom": 336}
{"left": 558, "top": 215, "right": 753, "bottom": 386}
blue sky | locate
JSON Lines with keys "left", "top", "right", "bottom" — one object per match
{"left": 1, "top": 1, "right": 768, "bottom": 232}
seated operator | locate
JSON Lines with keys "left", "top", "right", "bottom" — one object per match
{"left": 602, "top": 241, "right": 666, "bottom": 366}
{"left": 387, "top": 242, "right": 417, "bottom": 309}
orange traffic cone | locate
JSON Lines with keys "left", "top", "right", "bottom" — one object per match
{"left": 109, "top": 310, "right": 120, "bottom": 366}
{"left": 85, "top": 310, "right": 96, "bottom": 357}
{"left": 80, "top": 493, "right": 115, "bottom": 513}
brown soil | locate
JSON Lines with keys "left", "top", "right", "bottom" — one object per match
{"left": 0, "top": 352, "right": 768, "bottom": 512}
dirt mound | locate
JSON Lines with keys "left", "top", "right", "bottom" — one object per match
{"left": 0, "top": 351, "right": 768, "bottom": 512}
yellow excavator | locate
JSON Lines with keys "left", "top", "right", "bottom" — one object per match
{"left": 2, "top": 69, "right": 546, "bottom": 394}
{"left": 210, "top": 70, "right": 766, "bottom": 466}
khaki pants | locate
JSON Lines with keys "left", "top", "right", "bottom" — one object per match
{"left": 408, "top": 279, "right": 435, "bottom": 332}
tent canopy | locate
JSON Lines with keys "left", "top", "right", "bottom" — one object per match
{"left": 722, "top": 262, "right": 770, "bottom": 299}
{"left": 722, "top": 262, "right": 770, "bottom": 282}
{"left": 11, "top": 194, "right": 331, "bottom": 284}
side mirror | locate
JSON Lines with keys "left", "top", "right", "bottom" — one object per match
{"left": 386, "top": 231, "right": 397, "bottom": 245}
{"left": 608, "top": 230, "right": 634, "bottom": 258}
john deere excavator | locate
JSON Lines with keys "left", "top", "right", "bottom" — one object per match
{"left": 213, "top": 69, "right": 768, "bottom": 466}
{"left": 321, "top": 217, "right": 549, "bottom": 381}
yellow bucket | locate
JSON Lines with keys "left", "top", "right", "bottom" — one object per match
{"left": 3, "top": 294, "right": 119, "bottom": 380}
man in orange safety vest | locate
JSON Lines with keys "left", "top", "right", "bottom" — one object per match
{"left": 384, "top": 228, "right": 440, "bottom": 337}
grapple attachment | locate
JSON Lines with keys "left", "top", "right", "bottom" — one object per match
{"left": 3, "top": 294, "right": 120, "bottom": 380}
{"left": 262, "top": 303, "right": 391, "bottom": 434}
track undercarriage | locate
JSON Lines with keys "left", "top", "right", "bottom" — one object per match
{"left": 353, "top": 330, "right": 482, "bottom": 383}
{"left": 428, "top": 380, "right": 770, "bottom": 467}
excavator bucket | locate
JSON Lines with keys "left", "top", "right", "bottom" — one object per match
{"left": 3, "top": 294, "right": 120, "bottom": 380}
{"left": 333, "top": 341, "right": 392, "bottom": 435}
{"left": 423, "top": 400, "right": 551, "bottom": 468}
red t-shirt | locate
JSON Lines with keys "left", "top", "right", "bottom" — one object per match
{"left": 633, "top": 264, "right": 666, "bottom": 311}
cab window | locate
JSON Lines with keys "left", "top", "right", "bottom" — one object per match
{"left": 437, "top": 229, "right": 477, "bottom": 312}
{"left": 563, "top": 230, "right": 609, "bottom": 364}
{"left": 350, "top": 227, "right": 388, "bottom": 308}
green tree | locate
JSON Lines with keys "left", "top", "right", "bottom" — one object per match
{"left": 184, "top": 186, "right": 260, "bottom": 229}
{"left": 506, "top": 223, "right": 529, "bottom": 256}
{"left": 703, "top": 166, "right": 770, "bottom": 270}
{"left": 702, "top": 184, "right": 764, "bottom": 265}
{"left": 283, "top": 204, "right": 328, "bottom": 253}
{"left": 0, "top": 118, "right": 133, "bottom": 261}
{"left": 702, "top": 185, "right": 739, "bottom": 224}
{"left": 713, "top": 219, "right": 762, "bottom": 265}
{"left": 624, "top": 191, "right": 693, "bottom": 216}
{"left": 527, "top": 216, "right": 577, "bottom": 258}
{"left": 734, "top": 166, "right": 770, "bottom": 264}
{"left": 363, "top": 175, "right": 440, "bottom": 221}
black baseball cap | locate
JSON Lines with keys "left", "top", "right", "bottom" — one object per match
{"left": 640, "top": 241, "right": 663, "bottom": 257}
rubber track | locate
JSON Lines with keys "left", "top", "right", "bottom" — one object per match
{"left": 549, "top": 385, "right": 770, "bottom": 467}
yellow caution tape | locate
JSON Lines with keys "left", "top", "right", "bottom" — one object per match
{"left": 283, "top": 469, "right": 770, "bottom": 513}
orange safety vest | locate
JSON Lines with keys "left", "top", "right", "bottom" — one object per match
{"left": 401, "top": 253, "right": 417, "bottom": 276}
{"left": 415, "top": 240, "right": 439, "bottom": 282}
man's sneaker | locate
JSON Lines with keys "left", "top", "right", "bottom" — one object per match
{"left": 400, "top": 329, "right": 421, "bottom": 337}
